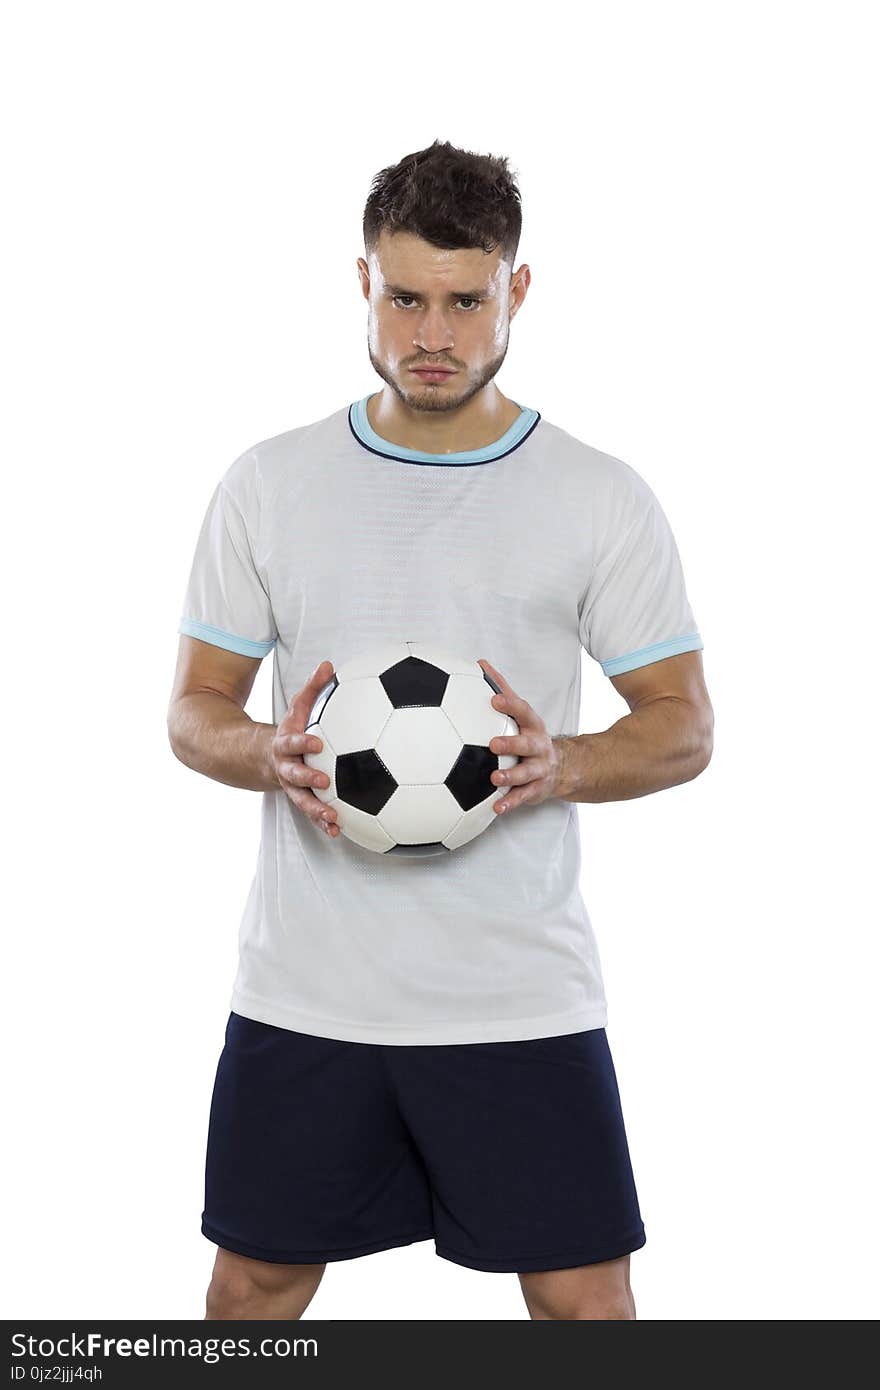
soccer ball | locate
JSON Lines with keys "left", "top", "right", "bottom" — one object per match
{"left": 301, "top": 641, "right": 520, "bottom": 856}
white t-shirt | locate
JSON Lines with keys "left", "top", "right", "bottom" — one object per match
{"left": 177, "top": 394, "right": 703, "bottom": 1045}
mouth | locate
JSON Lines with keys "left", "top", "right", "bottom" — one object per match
{"left": 410, "top": 367, "right": 457, "bottom": 383}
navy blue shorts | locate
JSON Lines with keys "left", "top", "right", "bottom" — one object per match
{"left": 201, "top": 1011, "right": 646, "bottom": 1274}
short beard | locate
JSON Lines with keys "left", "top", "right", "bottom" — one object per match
{"left": 367, "top": 342, "right": 510, "bottom": 413}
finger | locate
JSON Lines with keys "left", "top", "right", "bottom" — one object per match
{"left": 312, "top": 794, "right": 340, "bottom": 836}
{"left": 491, "top": 686, "right": 532, "bottom": 723}
{"left": 276, "top": 760, "right": 332, "bottom": 791}
{"left": 489, "top": 733, "right": 541, "bottom": 757}
{"left": 310, "top": 795, "right": 339, "bottom": 829}
{"left": 477, "top": 656, "right": 509, "bottom": 691}
{"left": 493, "top": 784, "right": 534, "bottom": 814}
{"left": 478, "top": 658, "right": 533, "bottom": 725}
{"left": 276, "top": 760, "right": 338, "bottom": 820}
{"left": 280, "top": 781, "right": 340, "bottom": 834}
{"left": 491, "top": 760, "right": 533, "bottom": 785}
{"left": 280, "top": 661, "right": 334, "bottom": 730}
{"left": 276, "top": 731, "right": 324, "bottom": 756}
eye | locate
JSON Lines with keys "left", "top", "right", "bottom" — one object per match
{"left": 391, "top": 296, "right": 481, "bottom": 311}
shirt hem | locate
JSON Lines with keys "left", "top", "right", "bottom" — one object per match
{"left": 178, "top": 616, "right": 276, "bottom": 658}
{"left": 229, "top": 987, "right": 608, "bottom": 1046}
{"left": 600, "top": 632, "right": 703, "bottom": 677}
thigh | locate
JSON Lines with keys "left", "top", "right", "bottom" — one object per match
{"left": 201, "top": 1012, "right": 435, "bottom": 1264}
{"left": 385, "top": 1027, "right": 646, "bottom": 1273}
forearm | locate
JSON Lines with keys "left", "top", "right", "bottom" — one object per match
{"left": 167, "top": 692, "right": 281, "bottom": 792}
{"left": 555, "top": 698, "right": 712, "bottom": 803}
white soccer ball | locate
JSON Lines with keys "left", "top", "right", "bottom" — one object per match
{"left": 302, "top": 641, "right": 520, "bottom": 856}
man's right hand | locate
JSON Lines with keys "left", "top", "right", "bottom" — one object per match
{"left": 269, "top": 660, "right": 340, "bottom": 838}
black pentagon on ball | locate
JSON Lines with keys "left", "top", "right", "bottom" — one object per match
{"left": 335, "top": 749, "right": 397, "bottom": 815}
{"left": 446, "top": 744, "right": 498, "bottom": 812}
{"left": 386, "top": 841, "right": 451, "bottom": 857}
{"left": 380, "top": 656, "right": 449, "bottom": 708}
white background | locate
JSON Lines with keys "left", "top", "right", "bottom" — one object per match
{"left": 4, "top": 0, "right": 877, "bottom": 1321}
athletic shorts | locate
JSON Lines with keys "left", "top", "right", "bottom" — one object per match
{"left": 201, "top": 1011, "right": 647, "bottom": 1274}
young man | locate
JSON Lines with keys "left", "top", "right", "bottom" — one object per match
{"left": 168, "top": 139, "right": 713, "bottom": 1321}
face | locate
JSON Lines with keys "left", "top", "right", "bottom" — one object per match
{"left": 357, "top": 230, "right": 529, "bottom": 413}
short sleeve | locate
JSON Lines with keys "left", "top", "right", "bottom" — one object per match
{"left": 177, "top": 455, "right": 277, "bottom": 659}
{"left": 578, "top": 459, "right": 703, "bottom": 677}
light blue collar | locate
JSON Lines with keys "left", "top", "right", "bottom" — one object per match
{"left": 348, "top": 393, "right": 541, "bottom": 466}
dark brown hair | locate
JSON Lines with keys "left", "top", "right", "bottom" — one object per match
{"left": 363, "top": 139, "right": 522, "bottom": 264}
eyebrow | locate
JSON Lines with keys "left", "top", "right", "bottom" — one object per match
{"left": 383, "top": 285, "right": 490, "bottom": 300}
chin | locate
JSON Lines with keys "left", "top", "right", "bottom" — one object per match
{"left": 401, "top": 379, "right": 465, "bottom": 411}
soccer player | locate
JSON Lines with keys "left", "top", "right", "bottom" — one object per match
{"left": 168, "top": 138, "right": 713, "bottom": 1321}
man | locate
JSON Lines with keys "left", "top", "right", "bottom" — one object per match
{"left": 168, "top": 138, "right": 713, "bottom": 1321}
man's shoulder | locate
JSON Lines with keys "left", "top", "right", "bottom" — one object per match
{"left": 220, "top": 402, "right": 351, "bottom": 503}
{"left": 246, "top": 402, "right": 350, "bottom": 469}
{"left": 536, "top": 412, "right": 647, "bottom": 498}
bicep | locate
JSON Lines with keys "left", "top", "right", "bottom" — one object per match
{"left": 169, "top": 633, "right": 263, "bottom": 711}
{"left": 610, "top": 649, "right": 713, "bottom": 730}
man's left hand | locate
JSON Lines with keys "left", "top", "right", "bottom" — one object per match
{"left": 477, "top": 658, "right": 570, "bottom": 815}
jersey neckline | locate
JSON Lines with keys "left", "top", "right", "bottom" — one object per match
{"left": 348, "top": 393, "right": 541, "bottom": 466}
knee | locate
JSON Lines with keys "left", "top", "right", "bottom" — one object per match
{"left": 526, "top": 1290, "right": 634, "bottom": 1320}
{"left": 205, "top": 1251, "right": 325, "bottom": 1320}
{"left": 575, "top": 1295, "right": 634, "bottom": 1320}
{"left": 205, "top": 1274, "right": 250, "bottom": 1320}
{"left": 205, "top": 1272, "right": 261, "bottom": 1320}
{"left": 519, "top": 1259, "right": 635, "bottom": 1321}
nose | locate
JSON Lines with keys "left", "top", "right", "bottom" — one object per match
{"left": 412, "top": 307, "right": 454, "bottom": 355}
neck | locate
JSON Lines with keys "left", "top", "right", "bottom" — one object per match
{"left": 367, "top": 384, "right": 521, "bottom": 455}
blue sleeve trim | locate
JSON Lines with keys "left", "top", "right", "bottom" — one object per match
{"left": 601, "top": 632, "right": 703, "bottom": 676}
{"left": 178, "top": 617, "right": 276, "bottom": 658}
